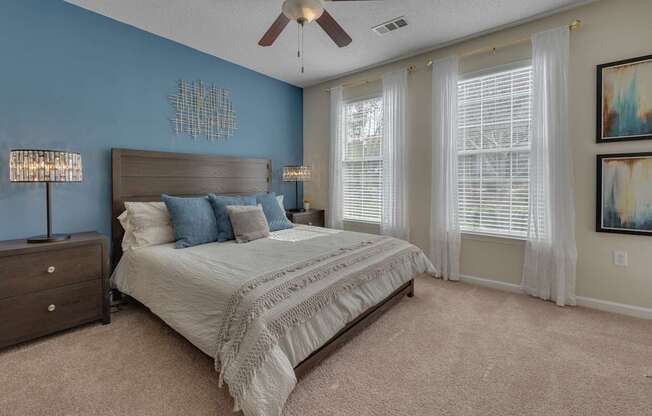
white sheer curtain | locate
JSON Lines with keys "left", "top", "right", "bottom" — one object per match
{"left": 430, "top": 56, "right": 460, "bottom": 281}
{"left": 327, "top": 85, "right": 345, "bottom": 229}
{"left": 381, "top": 69, "right": 409, "bottom": 240}
{"left": 522, "top": 27, "right": 577, "bottom": 306}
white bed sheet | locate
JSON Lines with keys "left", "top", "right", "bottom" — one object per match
{"left": 111, "top": 225, "right": 435, "bottom": 415}
{"left": 112, "top": 226, "right": 350, "bottom": 356}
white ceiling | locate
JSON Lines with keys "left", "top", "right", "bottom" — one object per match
{"left": 66, "top": 0, "right": 590, "bottom": 87}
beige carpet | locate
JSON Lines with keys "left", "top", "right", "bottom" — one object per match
{"left": 1, "top": 276, "right": 651, "bottom": 416}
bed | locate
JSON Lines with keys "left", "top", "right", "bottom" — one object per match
{"left": 110, "top": 149, "right": 435, "bottom": 416}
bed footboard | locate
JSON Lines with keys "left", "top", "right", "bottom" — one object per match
{"left": 294, "top": 278, "right": 415, "bottom": 379}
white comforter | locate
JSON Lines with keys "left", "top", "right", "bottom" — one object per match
{"left": 112, "top": 226, "right": 435, "bottom": 416}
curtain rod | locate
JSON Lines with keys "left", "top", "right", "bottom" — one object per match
{"left": 324, "top": 19, "right": 581, "bottom": 93}
{"left": 423, "top": 19, "right": 582, "bottom": 68}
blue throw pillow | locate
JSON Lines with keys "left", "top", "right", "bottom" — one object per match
{"left": 162, "top": 194, "right": 219, "bottom": 248}
{"left": 256, "top": 192, "right": 293, "bottom": 232}
{"left": 208, "top": 194, "right": 256, "bottom": 241}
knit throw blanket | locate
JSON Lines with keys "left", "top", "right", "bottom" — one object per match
{"left": 214, "top": 236, "right": 434, "bottom": 415}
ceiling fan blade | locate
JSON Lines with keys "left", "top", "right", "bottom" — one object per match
{"left": 316, "top": 10, "right": 352, "bottom": 47}
{"left": 258, "top": 13, "right": 290, "bottom": 47}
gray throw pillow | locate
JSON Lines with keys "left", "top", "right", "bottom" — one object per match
{"left": 227, "top": 205, "right": 270, "bottom": 243}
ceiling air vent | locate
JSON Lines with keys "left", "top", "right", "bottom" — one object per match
{"left": 372, "top": 16, "right": 408, "bottom": 36}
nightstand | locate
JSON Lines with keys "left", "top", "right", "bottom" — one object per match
{"left": 286, "top": 209, "right": 325, "bottom": 227}
{"left": 0, "top": 232, "right": 110, "bottom": 349}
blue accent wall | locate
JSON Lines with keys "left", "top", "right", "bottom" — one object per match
{"left": 0, "top": 0, "right": 303, "bottom": 241}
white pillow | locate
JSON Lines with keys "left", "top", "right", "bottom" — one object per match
{"left": 121, "top": 201, "right": 175, "bottom": 250}
{"left": 117, "top": 210, "right": 137, "bottom": 252}
{"left": 276, "top": 194, "right": 285, "bottom": 211}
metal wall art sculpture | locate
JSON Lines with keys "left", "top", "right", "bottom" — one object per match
{"left": 170, "top": 80, "right": 237, "bottom": 141}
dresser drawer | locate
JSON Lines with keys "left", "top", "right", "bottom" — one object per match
{"left": 0, "top": 244, "right": 101, "bottom": 300}
{"left": 0, "top": 280, "right": 102, "bottom": 348}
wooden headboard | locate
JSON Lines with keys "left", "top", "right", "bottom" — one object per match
{"left": 111, "top": 148, "right": 272, "bottom": 267}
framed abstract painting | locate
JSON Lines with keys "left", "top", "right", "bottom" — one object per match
{"left": 597, "top": 153, "right": 652, "bottom": 236}
{"left": 596, "top": 54, "right": 652, "bottom": 143}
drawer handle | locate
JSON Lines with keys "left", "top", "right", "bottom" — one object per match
{"left": 47, "top": 304, "right": 56, "bottom": 312}
{"left": 47, "top": 266, "right": 56, "bottom": 274}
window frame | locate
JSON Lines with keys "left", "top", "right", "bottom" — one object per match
{"left": 456, "top": 60, "right": 533, "bottom": 241}
{"left": 342, "top": 94, "right": 384, "bottom": 225}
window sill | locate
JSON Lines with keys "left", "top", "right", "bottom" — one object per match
{"left": 343, "top": 219, "right": 380, "bottom": 226}
{"left": 343, "top": 219, "right": 381, "bottom": 235}
{"left": 461, "top": 231, "right": 526, "bottom": 246}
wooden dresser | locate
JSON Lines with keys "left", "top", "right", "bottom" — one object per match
{"left": 0, "top": 232, "right": 110, "bottom": 349}
{"left": 286, "top": 209, "right": 326, "bottom": 227}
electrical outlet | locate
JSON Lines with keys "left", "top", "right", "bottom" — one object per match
{"left": 613, "top": 250, "right": 628, "bottom": 267}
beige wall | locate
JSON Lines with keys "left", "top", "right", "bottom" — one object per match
{"left": 304, "top": 0, "right": 652, "bottom": 309}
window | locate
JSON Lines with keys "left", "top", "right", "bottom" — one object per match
{"left": 457, "top": 65, "right": 532, "bottom": 238}
{"left": 343, "top": 96, "right": 383, "bottom": 223}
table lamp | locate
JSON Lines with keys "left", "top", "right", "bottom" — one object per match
{"left": 9, "top": 149, "right": 83, "bottom": 243}
{"left": 282, "top": 165, "right": 312, "bottom": 212}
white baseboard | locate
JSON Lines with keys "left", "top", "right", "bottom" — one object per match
{"left": 459, "top": 274, "right": 523, "bottom": 294}
{"left": 459, "top": 274, "right": 652, "bottom": 320}
{"left": 575, "top": 296, "right": 652, "bottom": 320}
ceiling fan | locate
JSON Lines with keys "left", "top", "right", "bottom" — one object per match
{"left": 259, "top": 0, "right": 379, "bottom": 72}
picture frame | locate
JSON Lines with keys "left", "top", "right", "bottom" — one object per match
{"left": 596, "top": 152, "right": 652, "bottom": 236}
{"left": 596, "top": 54, "right": 652, "bottom": 143}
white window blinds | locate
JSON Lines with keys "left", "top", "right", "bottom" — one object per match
{"left": 457, "top": 65, "right": 532, "bottom": 238}
{"left": 343, "top": 97, "right": 384, "bottom": 223}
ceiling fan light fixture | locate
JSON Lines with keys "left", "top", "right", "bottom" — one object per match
{"left": 282, "top": 0, "right": 324, "bottom": 23}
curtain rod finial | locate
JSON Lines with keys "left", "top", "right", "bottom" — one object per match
{"left": 569, "top": 19, "right": 581, "bottom": 31}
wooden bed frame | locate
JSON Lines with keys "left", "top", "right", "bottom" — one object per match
{"left": 111, "top": 148, "right": 414, "bottom": 379}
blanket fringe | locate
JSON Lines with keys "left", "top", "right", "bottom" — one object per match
{"left": 219, "top": 239, "right": 398, "bottom": 371}
{"left": 221, "top": 248, "right": 430, "bottom": 408}
{"left": 214, "top": 240, "right": 379, "bottom": 354}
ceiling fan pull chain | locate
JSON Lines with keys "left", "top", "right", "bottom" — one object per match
{"left": 301, "top": 21, "right": 305, "bottom": 74}
{"left": 296, "top": 20, "right": 305, "bottom": 74}
{"left": 297, "top": 21, "right": 301, "bottom": 60}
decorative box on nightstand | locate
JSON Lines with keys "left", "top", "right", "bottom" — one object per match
{"left": 0, "top": 232, "right": 110, "bottom": 349}
{"left": 286, "top": 209, "right": 325, "bottom": 227}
